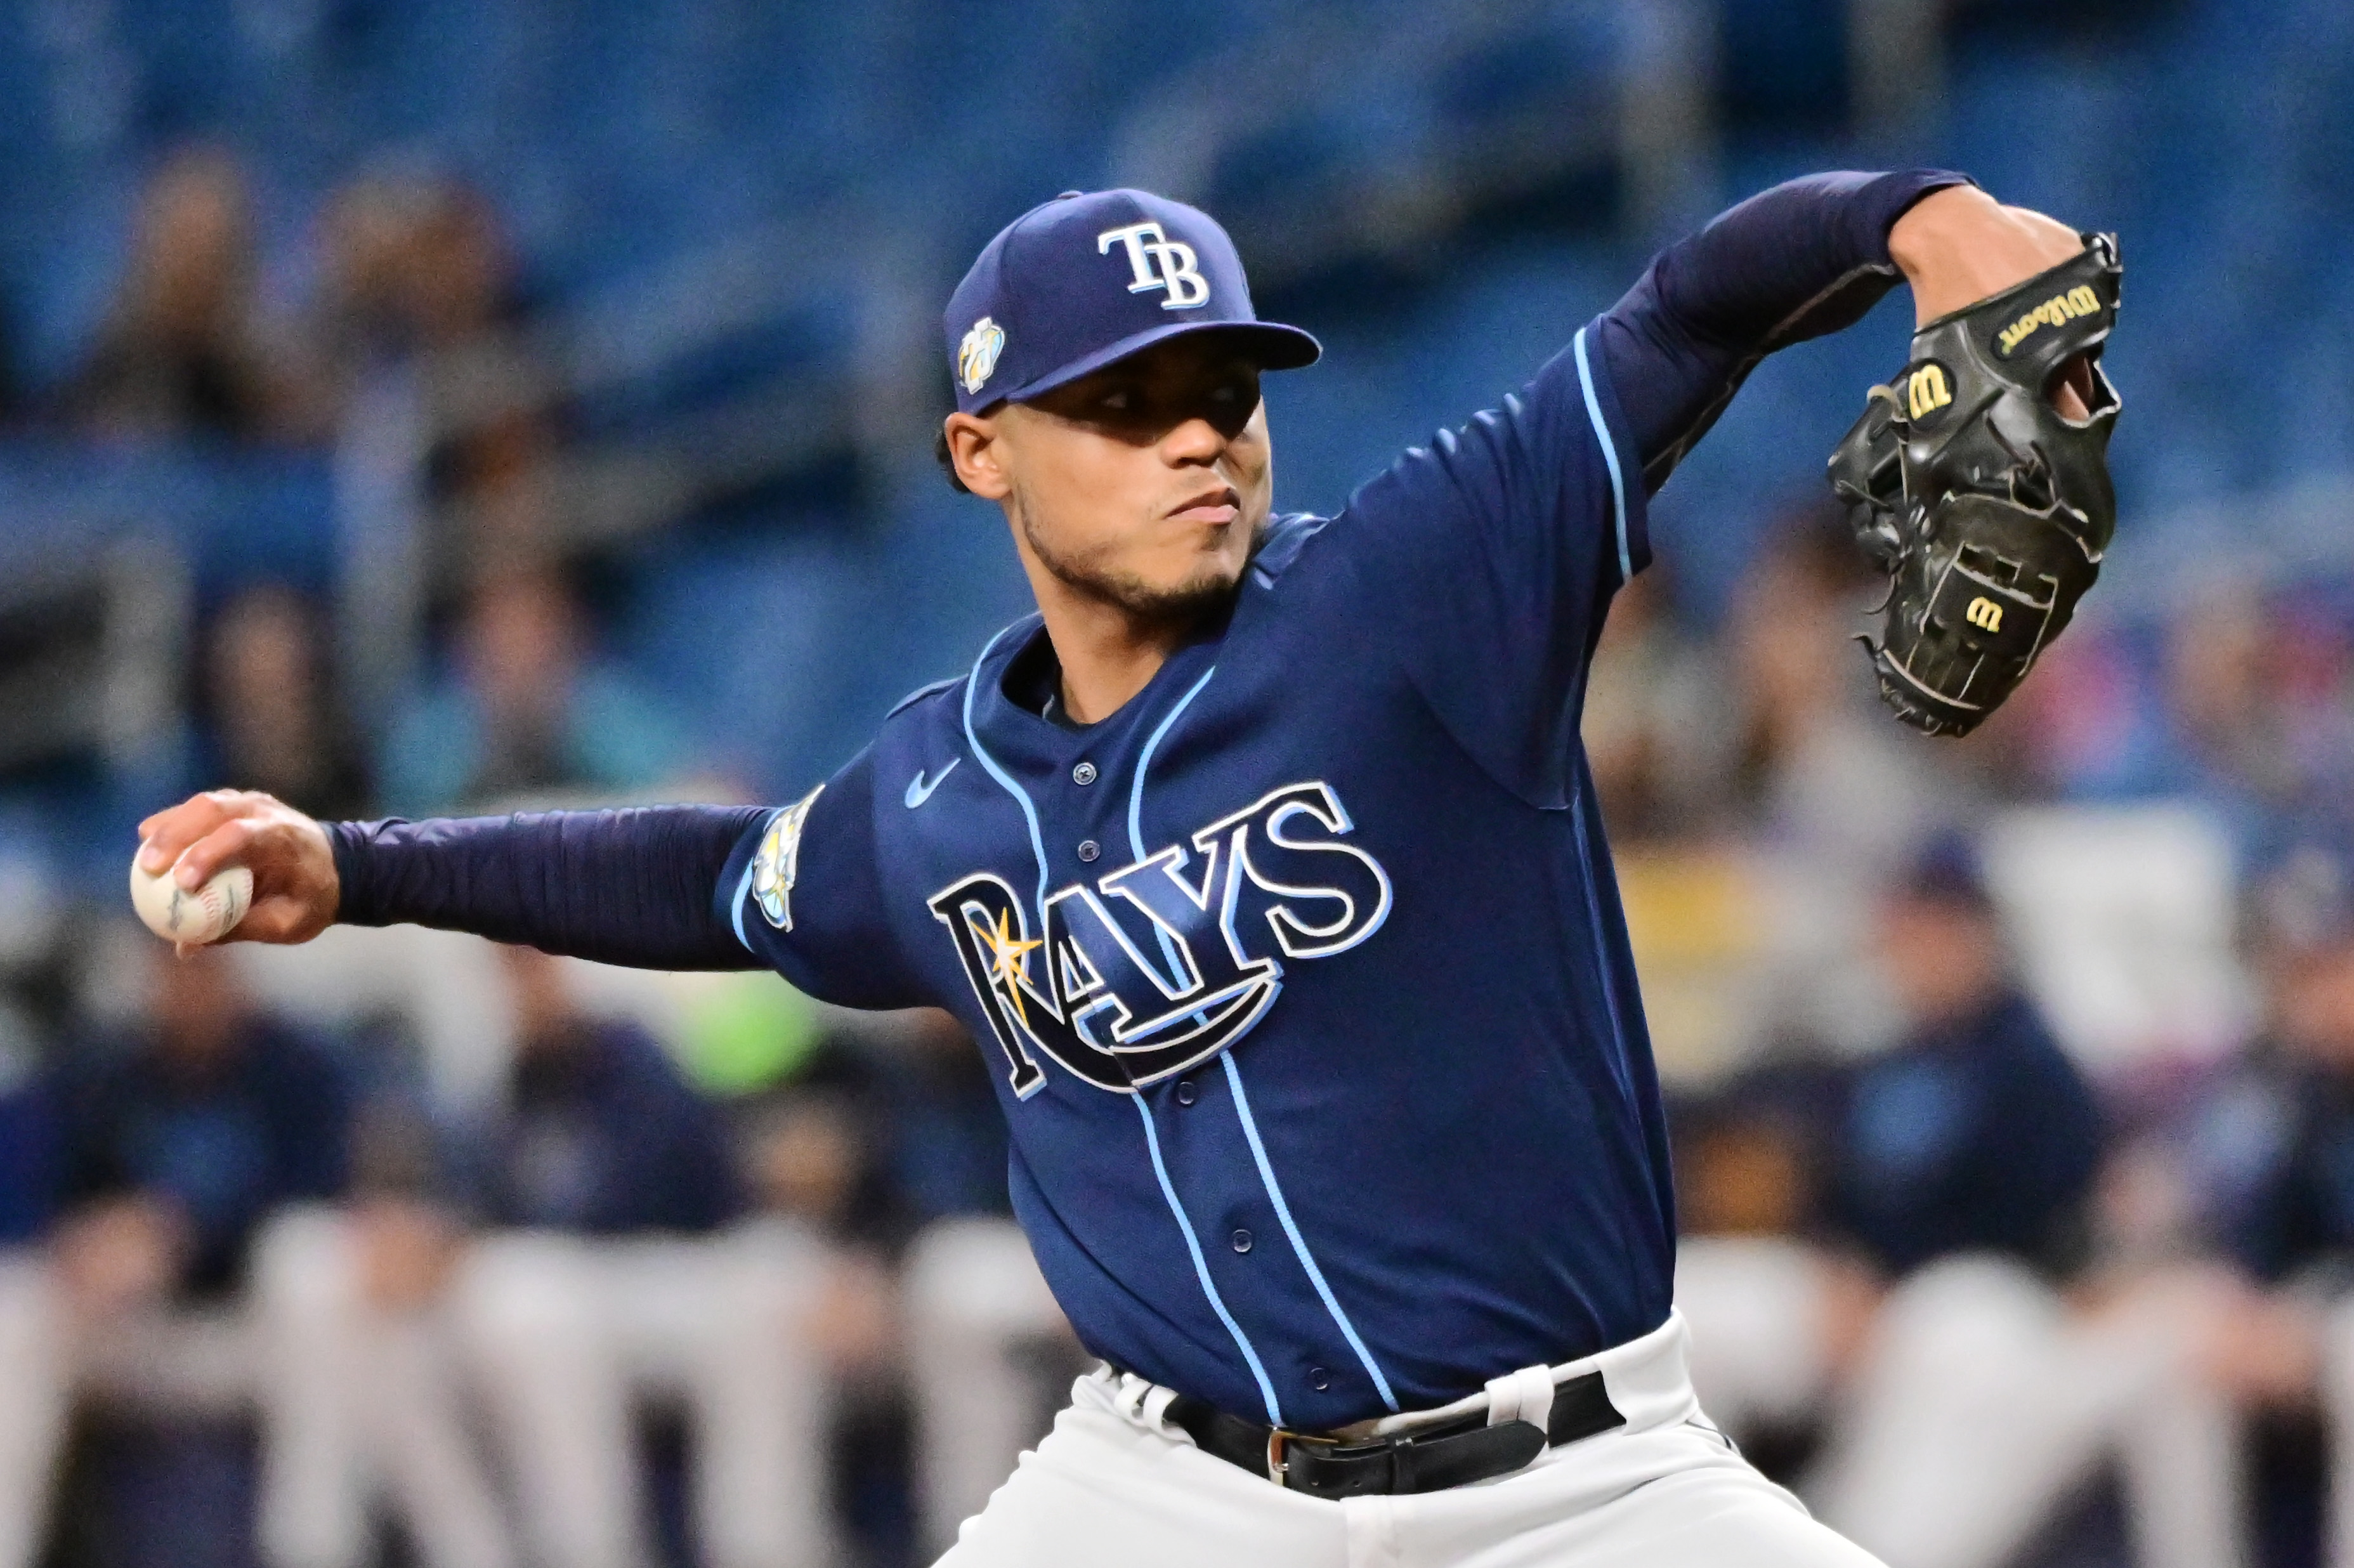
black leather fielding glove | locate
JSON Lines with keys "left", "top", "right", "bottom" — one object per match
{"left": 1828, "top": 233, "right": 2122, "bottom": 736}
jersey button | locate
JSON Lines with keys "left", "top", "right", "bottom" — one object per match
{"left": 1077, "top": 840, "right": 1101, "bottom": 863}
{"left": 1309, "top": 1368, "right": 1330, "bottom": 1391}
{"left": 1072, "top": 761, "right": 1097, "bottom": 785}
{"left": 1231, "top": 1229, "right": 1253, "bottom": 1253}
{"left": 1174, "top": 1080, "right": 1196, "bottom": 1106}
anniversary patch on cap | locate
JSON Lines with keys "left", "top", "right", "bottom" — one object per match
{"left": 958, "top": 317, "right": 1005, "bottom": 395}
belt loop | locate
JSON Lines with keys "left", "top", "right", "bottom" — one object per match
{"left": 1483, "top": 1364, "right": 1556, "bottom": 1428}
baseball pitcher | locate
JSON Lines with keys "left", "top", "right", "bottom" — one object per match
{"left": 140, "top": 169, "right": 2118, "bottom": 1566}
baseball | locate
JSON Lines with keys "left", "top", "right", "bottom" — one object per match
{"left": 129, "top": 849, "right": 253, "bottom": 946}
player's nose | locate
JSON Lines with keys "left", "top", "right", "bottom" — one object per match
{"left": 1159, "top": 415, "right": 1227, "bottom": 466}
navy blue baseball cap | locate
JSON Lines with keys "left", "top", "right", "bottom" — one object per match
{"left": 944, "top": 188, "right": 1320, "bottom": 415}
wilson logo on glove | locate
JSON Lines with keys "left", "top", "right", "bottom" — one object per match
{"left": 1994, "top": 284, "right": 2105, "bottom": 358}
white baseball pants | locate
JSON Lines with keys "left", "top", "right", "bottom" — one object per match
{"left": 934, "top": 1312, "right": 1884, "bottom": 1568}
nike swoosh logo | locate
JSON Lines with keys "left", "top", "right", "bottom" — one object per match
{"left": 904, "top": 758, "right": 960, "bottom": 808}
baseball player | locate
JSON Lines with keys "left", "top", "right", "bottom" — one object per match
{"left": 139, "top": 171, "right": 2105, "bottom": 1565}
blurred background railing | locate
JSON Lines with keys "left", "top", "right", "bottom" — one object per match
{"left": 0, "top": 1, "right": 2351, "bottom": 1566}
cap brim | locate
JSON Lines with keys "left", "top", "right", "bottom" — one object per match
{"left": 1004, "top": 318, "right": 1321, "bottom": 406}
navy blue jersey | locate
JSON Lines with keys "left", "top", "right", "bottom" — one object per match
{"left": 1822, "top": 991, "right": 2103, "bottom": 1279}
{"left": 2194, "top": 1058, "right": 2354, "bottom": 1284}
{"left": 472, "top": 1017, "right": 743, "bottom": 1236}
{"left": 716, "top": 327, "right": 1658, "bottom": 1430}
{"left": 326, "top": 169, "right": 1969, "bottom": 1433}
{"left": 55, "top": 1020, "right": 351, "bottom": 1295}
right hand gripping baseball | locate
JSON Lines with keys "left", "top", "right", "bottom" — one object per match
{"left": 135, "top": 790, "right": 341, "bottom": 944}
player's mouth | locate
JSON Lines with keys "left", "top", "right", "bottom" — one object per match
{"left": 1166, "top": 485, "right": 1241, "bottom": 526}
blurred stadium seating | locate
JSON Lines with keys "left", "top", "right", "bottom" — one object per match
{"left": 0, "top": 0, "right": 2336, "bottom": 854}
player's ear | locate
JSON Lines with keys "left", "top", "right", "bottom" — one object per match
{"left": 944, "top": 411, "right": 1012, "bottom": 500}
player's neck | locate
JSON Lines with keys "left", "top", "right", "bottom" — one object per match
{"left": 1032, "top": 589, "right": 1187, "bottom": 725}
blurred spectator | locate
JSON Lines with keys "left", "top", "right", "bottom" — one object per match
{"left": 52, "top": 942, "right": 348, "bottom": 1310}
{"left": 1720, "top": 511, "right": 1956, "bottom": 1057}
{"left": 737, "top": 1036, "right": 910, "bottom": 1255}
{"left": 469, "top": 946, "right": 736, "bottom": 1236}
{"left": 2037, "top": 584, "right": 2354, "bottom": 854}
{"left": 731, "top": 1029, "right": 916, "bottom": 1556}
{"left": 0, "top": 1047, "right": 60, "bottom": 1568}
{"left": 1726, "top": 512, "right": 1949, "bottom": 866}
{"left": 0, "top": 989, "right": 55, "bottom": 1247}
{"left": 269, "top": 946, "right": 843, "bottom": 1568}
{"left": 199, "top": 584, "right": 371, "bottom": 821}
{"left": 1581, "top": 566, "right": 1734, "bottom": 844}
{"left": 379, "top": 565, "right": 683, "bottom": 814}
{"left": 2187, "top": 836, "right": 2354, "bottom": 1565}
{"left": 1677, "top": 838, "right": 2244, "bottom": 1568}
{"left": 63, "top": 147, "right": 308, "bottom": 445}
{"left": 1821, "top": 837, "right": 2104, "bottom": 1276}
{"left": 310, "top": 174, "right": 558, "bottom": 578}
{"left": 448, "top": 945, "right": 839, "bottom": 1568}
{"left": 885, "top": 1010, "right": 1080, "bottom": 1558}
{"left": 738, "top": 1086, "right": 898, "bottom": 1363}
{"left": 0, "top": 942, "right": 367, "bottom": 1568}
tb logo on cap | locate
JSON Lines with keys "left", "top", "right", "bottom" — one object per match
{"left": 1098, "top": 221, "right": 1211, "bottom": 310}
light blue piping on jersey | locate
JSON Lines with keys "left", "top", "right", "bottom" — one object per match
{"left": 1219, "top": 1053, "right": 1401, "bottom": 1411}
{"left": 962, "top": 623, "right": 1055, "bottom": 929}
{"left": 1127, "top": 667, "right": 1401, "bottom": 1415}
{"left": 726, "top": 807, "right": 783, "bottom": 953}
{"left": 1573, "top": 327, "right": 1633, "bottom": 587}
{"left": 1131, "top": 663, "right": 1219, "bottom": 993}
{"left": 1133, "top": 1096, "right": 1283, "bottom": 1425}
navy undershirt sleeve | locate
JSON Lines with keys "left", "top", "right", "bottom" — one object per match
{"left": 328, "top": 806, "right": 768, "bottom": 972}
{"left": 1597, "top": 168, "right": 1973, "bottom": 494}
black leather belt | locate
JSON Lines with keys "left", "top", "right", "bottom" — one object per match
{"left": 1163, "top": 1371, "right": 1625, "bottom": 1499}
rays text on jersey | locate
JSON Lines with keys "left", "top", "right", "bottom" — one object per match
{"left": 927, "top": 780, "right": 1391, "bottom": 1096}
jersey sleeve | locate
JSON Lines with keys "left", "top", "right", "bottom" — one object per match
{"left": 1321, "top": 170, "right": 1971, "bottom": 811}
{"left": 1597, "top": 169, "right": 1970, "bottom": 493}
{"left": 330, "top": 806, "right": 768, "bottom": 970}
{"left": 1331, "top": 322, "right": 1645, "bottom": 810}
{"left": 714, "top": 746, "right": 931, "bottom": 1010}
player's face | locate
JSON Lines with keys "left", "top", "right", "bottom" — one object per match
{"left": 969, "top": 336, "right": 1272, "bottom": 627}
